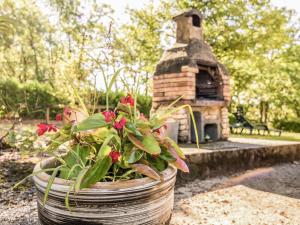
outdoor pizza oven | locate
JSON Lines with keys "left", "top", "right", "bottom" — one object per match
{"left": 152, "top": 9, "right": 230, "bottom": 143}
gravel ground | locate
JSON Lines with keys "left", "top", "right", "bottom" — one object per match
{"left": 0, "top": 149, "right": 299, "bottom": 225}
{"left": 0, "top": 149, "right": 38, "bottom": 225}
{"left": 171, "top": 161, "right": 300, "bottom": 225}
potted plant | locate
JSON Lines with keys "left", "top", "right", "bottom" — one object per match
{"left": 16, "top": 94, "right": 198, "bottom": 225}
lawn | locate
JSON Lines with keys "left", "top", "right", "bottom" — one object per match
{"left": 230, "top": 132, "right": 300, "bottom": 142}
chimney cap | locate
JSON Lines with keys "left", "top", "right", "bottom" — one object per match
{"left": 173, "top": 9, "right": 203, "bottom": 21}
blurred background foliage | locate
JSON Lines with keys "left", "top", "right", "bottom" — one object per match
{"left": 0, "top": 0, "right": 299, "bottom": 132}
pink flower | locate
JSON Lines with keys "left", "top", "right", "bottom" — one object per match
{"left": 154, "top": 124, "right": 167, "bottom": 135}
{"left": 120, "top": 94, "right": 134, "bottom": 106}
{"left": 102, "top": 110, "right": 116, "bottom": 123}
{"left": 139, "top": 113, "right": 147, "bottom": 121}
{"left": 37, "top": 123, "right": 58, "bottom": 136}
{"left": 114, "top": 117, "right": 126, "bottom": 130}
{"left": 64, "top": 107, "right": 72, "bottom": 117}
{"left": 55, "top": 114, "right": 62, "bottom": 121}
{"left": 109, "top": 151, "right": 121, "bottom": 163}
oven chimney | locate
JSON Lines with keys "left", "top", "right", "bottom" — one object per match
{"left": 173, "top": 9, "right": 204, "bottom": 43}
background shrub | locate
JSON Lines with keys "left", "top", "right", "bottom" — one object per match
{"left": 97, "top": 92, "right": 152, "bottom": 117}
{"left": 0, "top": 79, "right": 68, "bottom": 119}
{"left": 273, "top": 119, "right": 300, "bottom": 133}
{"left": 0, "top": 79, "right": 152, "bottom": 119}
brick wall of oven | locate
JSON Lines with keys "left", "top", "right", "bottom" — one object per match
{"left": 152, "top": 68, "right": 197, "bottom": 109}
{"left": 152, "top": 66, "right": 230, "bottom": 143}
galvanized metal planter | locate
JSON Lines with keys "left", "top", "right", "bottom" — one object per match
{"left": 33, "top": 157, "right": 177, "bottom": 225}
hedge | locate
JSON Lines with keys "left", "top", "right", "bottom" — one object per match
{"left": 0, "top": 79, "right": 67, "bottom": 119}
{"left": 273, "top": 119, "right": 300, "bottom": 133}
{"left": 0, "top": 79, "right": 152, "bottom": 119}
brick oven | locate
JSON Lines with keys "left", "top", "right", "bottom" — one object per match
{"left": 152, "top": 9, "right": 230, "bottom": 143}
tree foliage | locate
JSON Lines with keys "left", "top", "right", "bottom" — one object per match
{"left": 0, "top": 0, "right": 299, "bottom": 128}
{"left": 121, "top": 0, "right": 300, "bottom": 125}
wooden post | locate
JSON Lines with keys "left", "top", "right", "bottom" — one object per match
{"left": 46, "top": 107, "right": 50, "bottom": 124}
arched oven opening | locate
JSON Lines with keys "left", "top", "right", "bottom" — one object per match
{"left": 196, "top": 67, "right": 223, "bottom": 100}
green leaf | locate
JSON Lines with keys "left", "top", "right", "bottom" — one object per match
{"left": 142, "top": 135, "right": 161, "bottom": 155}
{"left": 73, "top": 91, "right": 89, "bottom": 116}
{"left": 116, "top": 102, "right": 131, "bottom": 113}
{"left": 130, "top": 163, "right": 160, "bottom": 180}
{"left": 118, "top": 169, "right": 135, "bottom": 180}
{"left": 168, "top": 148, "right": 189, "bottom": 173}
{"left": 75, "top": 166, "right": 91, "bottom": 193}
{"left": 163, "top": 137, "right": 185, "bottom": 159}
{"left": 97, "top": 134, "right": 115, "bottom": 159}
{"left": 127, "top": 149, "right": 144, "bottom": 164}
{"left": 159, "top": 148, "right": 176, "bottom": 161}
{"left": 92, "top": 127, "right": 113, "bottom": 144}
{"left": 73, "top": 113, "right": 107, "bottom": 132}
{"left": 136, "top": 120, "right": 151, "bottom": 129}
{"left": 65, "top": 182, "right": 75, "bottom": 211}
{"left": 80, "top": 156, "right": 112, "bottom": 189}
{"left": 67, "top": 164, "right": 82, "bottom": 179}
{"left": 97, "top": 145, "right": 111, "bottom": 159}
{"left": 77, "top": 145, "right": 91, "bottom": 165}
{"left": 108, "top": 68, "right": 122, "bottom": 91}
{"left": 45, "top": 123, "right": 73, "bottom": 152}
{"left": 125, "top": 122, "right": 143, "bottom": 137}
{"left": 43, "top": 166, "right": 63, "bottom": 205}
{"left": 149, "top": 104, "right": 199, "bottom": 148}
{"left": 59, "top": 145, "right": 91, "bottom": 179}
{"left": 146, "top": 154, "right": 167, "bottom": 172}
{"left": 46, "top": 133, "right": 71, "bottom": 152}
{"left": 13, "top": 168, "right": 58, "bottom": 190}
{"left": 128, "top": 133, "right": 161, "bottom": 155}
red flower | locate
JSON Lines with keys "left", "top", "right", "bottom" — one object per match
{"left": 109, "top": 151, "right": 121, "bottom": 163}
{"left": 37, "top": 123, "right": 48, "bottom": 136}
{"left": 37, "top": 123, "right": 58, "bottom": 136}
{"left": 114, "top": 117, "right": 126, "bottom": 130}
{"left": 120, "top": 94, "right": 134, "bottom": 106}
{"left": 102, "top": 110, "right": 116, "bottom": 123}
{"left": 48, "top": 124, "right": 58, "bottom": 132}
{"left": 55, "top": 114, "right": 62, "bottom": 121}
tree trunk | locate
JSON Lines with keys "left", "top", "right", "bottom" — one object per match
{"left": 260, "top": 101, "right": 269, "bottom": 123}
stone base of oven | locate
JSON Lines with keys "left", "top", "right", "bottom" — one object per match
{"left": 166, "top": 105, "right": 230, "bottom": 143}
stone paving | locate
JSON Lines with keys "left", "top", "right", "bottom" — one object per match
{"left": 177, "top": 138, "right": 300, "bottom": 182}
{"left": 181, "top": 137, "right": 300, "bottom": 154}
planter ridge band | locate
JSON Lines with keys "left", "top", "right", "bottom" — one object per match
{"left": 33, "top": 157, "right": 177, "bottom": 225}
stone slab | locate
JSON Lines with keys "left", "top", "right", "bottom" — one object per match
{"left": 171, "top": 185, "right": 300, "bottom": 225}
{"left": 177, "top": 138, "right": 300, "bottom": 182}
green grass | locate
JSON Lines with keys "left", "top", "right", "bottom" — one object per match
{"left": 230, "top": 132, "right": 300, "bottom": 142}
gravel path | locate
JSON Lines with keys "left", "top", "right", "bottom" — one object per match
{"left": 0, "top": 149, "right": 299, "bottom": 225}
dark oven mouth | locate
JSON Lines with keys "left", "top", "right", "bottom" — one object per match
{"left": 190, "top": 111, "right": 220, "bottom": 142}
{"left": 195, "top": 69, "right": 223, "bottom": 100}
{"left": 204, "top": 123, "right": 219, "bottom": 141}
